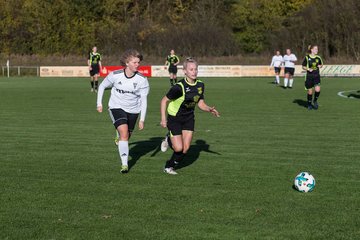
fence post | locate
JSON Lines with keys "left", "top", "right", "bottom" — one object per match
{"left": 7, "top": 60, "right": 10, "bottom": 78}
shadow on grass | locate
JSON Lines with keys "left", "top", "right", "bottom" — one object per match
{"left": 293, "top": 99, "right": 308, "bottom": 108}
{"left": 176, "top": 139, "right": 221, "bottom": 170}
{"left": 128, "top": 138, "right": 221, "bottom": 170}
{"left": 347, "top": 93, "right": 360, "bottom": 99}
{"left": 128, "top": 137, "right": 163, "bottom": 170}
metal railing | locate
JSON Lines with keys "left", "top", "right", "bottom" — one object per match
{"left": 1, "top": 66, "right": 40, "bottom": 77}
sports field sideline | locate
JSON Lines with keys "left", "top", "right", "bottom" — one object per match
{"left": 1, "top": 77, "right": 359, "bottom": 239}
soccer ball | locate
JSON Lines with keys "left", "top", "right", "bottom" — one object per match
{"left": 294, "top": 172, "right": 315, "bottom": 192}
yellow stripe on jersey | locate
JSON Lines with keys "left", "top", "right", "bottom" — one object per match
{"left": 167, "top": 82, "right": 185, "bottom": 116}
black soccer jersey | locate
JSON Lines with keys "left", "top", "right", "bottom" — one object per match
{"left": 166, "top": 55, "right": 180, "bottom": 67}
{"left": 166, "top": 78, "right": 205, "bottom": 117}
{"left": 89, "top": 52, "right": 101, "bottom": 65}
{"left": 302, "top": 54, "right": 323, "bottom": 74}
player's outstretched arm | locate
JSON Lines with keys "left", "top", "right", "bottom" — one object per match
{"left": 198, "top": 100, "right": 220, "bottom": 117}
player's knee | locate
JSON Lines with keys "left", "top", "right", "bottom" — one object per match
{"left": 118, "top": 132, "right": 130, "bottom": 141}
{"left": 172, "top": 145, "right": 183, "bottom": 153}
{"left": 119, "top": 136, "right": 129, "bottom": 141}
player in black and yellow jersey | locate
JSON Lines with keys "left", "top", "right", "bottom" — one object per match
{"left": 302, "top": 45, "right": 323, "bottom": 110}
{"left": 160, "top": 57, "right": 220, "bottom": 175}
{"left": 88, "top": 46, "right": 102, "bottom": 92}
{"left": 165, "top": 49, "right": 180, "bottom": 86}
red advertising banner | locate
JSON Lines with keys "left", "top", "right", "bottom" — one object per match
{"left": 100, "top": 66, "right": 152, "bottom": 77}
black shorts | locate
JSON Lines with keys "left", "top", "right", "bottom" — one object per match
{"left": 274, "top": 67, "right": 281, "bottom": 74}
{"left": 284, "top": 67, "right": 295, "bottom": 76}
{"left": 167, "top": 114, "right": 195, "bottom": 136}
{"left": 168, "top": 65, "right": 178, "bottom": 74}
{"left": 90, "top": 64, "right": 100, "bottom": 76}
{"left": 305, "top": 74, "right": 321, "bottom": 90}
{"left": 109, "top": 108, "right": 139, "bottom": 131}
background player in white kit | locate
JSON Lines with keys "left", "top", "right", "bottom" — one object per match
{"left": 283, "top": 49, "right": 297, "bottom": 88}
{"left": 269, "top": 50, "right": 283, "bottom": 85}
{"left": 96, "top": 49, "right": 150, "bottom": 173}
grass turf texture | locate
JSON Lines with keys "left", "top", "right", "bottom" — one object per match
{"left": 1, "top": 76, "right": 359, "bottom": 239}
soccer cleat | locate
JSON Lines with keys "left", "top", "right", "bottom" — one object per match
{"left": 307, "top": 104, "right": 313, "bottom": 110}
{"left": 91, "top": 88, "right": 94, "bottom": 92}
{"left": 114, "top": 137, "right": 119, "bottom": 146}
{"left": 313, "top": 102, "right": 318, "bottom": 110}
{"left": 164, "top": 167, "right": 177, "bottom": 175}
{"left": 120, "top": 165, "right": 129, "bottom": 174}
{"left": 160, "top": 136, "right": 169, "bottom": 152}
{"left": 95, "top": 89, "right": 98, "bottom": 93}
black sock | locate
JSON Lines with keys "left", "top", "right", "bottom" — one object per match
{"left": 95, "top": 81, "right": 99, "bottom": 90}
{"left": 307, "top": 94, "right": 313, "bottom": 106}
{"left": 170, "top": 79, "right": 173, "bottom": 85}
{"left": 314, "top": 91, "right": 320, "bottom": 102}
{"left": 165, "top": 151, "right": 185, "bottom": 168}
{"left": 174, "top": 78, "right": 177, "bottom": 83}
{"left": 91, "top": 81, "right": 94, "bottom": 89}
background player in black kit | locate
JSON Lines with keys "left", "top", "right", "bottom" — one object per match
{"left": 88, "top": 46, "right": 102, "bottom": 92}
{"left": 302, "top": 45, "right": 323, "bottom": 110}
{"left": 160, "top": 57, "right": 220, "bottom": 175}
{"left": 165, "top": 49, "right": 180, "bottom": 86}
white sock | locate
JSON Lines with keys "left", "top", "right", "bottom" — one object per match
{"left": 276, "top": 75, "right": 280, "bottom": 84}
{"left": 289, "top": 79, "right": 294, "bottom": 87}
{"left": 118, "top": 141, "right": 129, "bottom": 166}
{"left": 284, "top": 78, "right": 288, "bottom": 87}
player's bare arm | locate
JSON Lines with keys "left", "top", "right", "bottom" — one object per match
{"left": 198, "top": 99, "right": 220, "bottom": 117}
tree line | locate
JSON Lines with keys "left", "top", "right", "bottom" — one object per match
{"left": 1, "top": 0, "right": 359, "bottom": 62}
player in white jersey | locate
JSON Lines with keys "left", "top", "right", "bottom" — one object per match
{"left": 96, "top": 49, "right": 150, "bottom": 173}
{"left": 283, "top": 48, "right": 297, "bottom": 88}
{"left": 269, "top": 50, "right": 283, "bottom": 85}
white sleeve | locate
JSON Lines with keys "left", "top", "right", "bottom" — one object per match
{"left": 270, "top": 56, "right": 274, "bottom": 67}
{"left": 97, "top": 73, "right": 114, "bottom": 107}
{"left": 139, "top": 78, "right": 150, "bottom": 122}
{"left": 292, "top": 54, "right": 297, "bottom": 62}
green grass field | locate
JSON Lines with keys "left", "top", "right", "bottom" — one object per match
{"left": 1, "top": 76, "right": 359, "bottom": 239}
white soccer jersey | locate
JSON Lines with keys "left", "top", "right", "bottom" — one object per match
{"left": 283, "top": 54, "right": 297, "bottom": 68}
{"left": 97, "top": 70, "right": 150, "bottom": 121}
{"left": 270, "top": 55, "right": 284, "bottom": 68}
